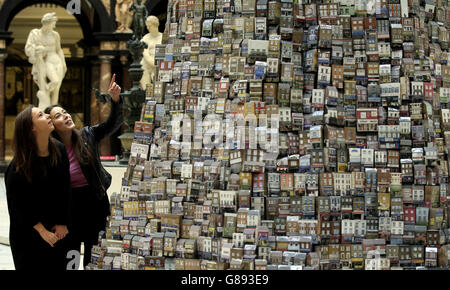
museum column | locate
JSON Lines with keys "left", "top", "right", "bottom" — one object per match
{"left": 120, "top": 55, "right": 131, "bottom": 91}
{"left": 0, "top": 52, "right": 6, "bottom": 162}
{"left": 98, "top": 54, "right": 115, "bottom": 156}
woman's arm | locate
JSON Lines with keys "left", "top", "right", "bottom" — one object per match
{"left": 91, "top": 74, "right": 124, "bottom": 142}
{"left": 5, "top": 162, "right": 42, "bottom": 229}
{"left": 5, "top": 162, "right": 59, "bottom": 246}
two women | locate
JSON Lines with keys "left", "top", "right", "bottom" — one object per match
{"left": 45, "top": 74, "right": 122, "bottom": 268}
{"left": 6, "top": 74, "right": 122, "bottom": 269}
{"left": 5, "top": 106, "right": 71, "bottom": 270}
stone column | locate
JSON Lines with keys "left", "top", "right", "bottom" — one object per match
{"left": 120, "top": 55, "right": 131, "bottom": 91}
{"left": 24, "top": 67, "right": 33, "bottom": 106}
{"left": 0, "top": 53, "right": 6, "bottom": 162}
{"left": 89, "top": 59, "right": 100, "bottom": 126}
{"left": 98, "top": 54, "right": 115, "bottom": 156}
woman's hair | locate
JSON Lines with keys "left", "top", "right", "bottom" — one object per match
{"left": 12, "top": 105, "right": 60, "bottom": 182}
{"left": 44, "top": 104, "right": 95, "bottom": 167}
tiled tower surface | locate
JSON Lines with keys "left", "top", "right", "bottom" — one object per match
{"left": 87, "top": 0, "right": 450, "bottom": 270}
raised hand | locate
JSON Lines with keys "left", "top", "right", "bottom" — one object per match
{"left": 108, "top": 73, "right": 122, "bottom": 103}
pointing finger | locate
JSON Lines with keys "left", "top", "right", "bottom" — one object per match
{"left": 110, "top": 74, "right": 116, "bottom": 88}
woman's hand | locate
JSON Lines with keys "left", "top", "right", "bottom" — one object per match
{"left": 52, "top": 225, "right": 69, "bottom": 240}
{"left": 38, "top": 229, "right": 59, "bottom": 247}
{"left": 108, "top": 73, "right": 122, "bottom": 103}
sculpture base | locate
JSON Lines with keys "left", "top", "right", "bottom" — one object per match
{"left": 119, "top": 150, "right": 131, "bottom": 165}
{"left": 118, "top": 131, "right": 134, "bottom": 165}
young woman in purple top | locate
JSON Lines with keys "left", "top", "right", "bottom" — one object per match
{"left": 45, "top": 74, "right": 123, "bottom": 268}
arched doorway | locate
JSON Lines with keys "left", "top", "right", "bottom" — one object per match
{"left": 0, "top": 0, "right": 113, "bottom": 36}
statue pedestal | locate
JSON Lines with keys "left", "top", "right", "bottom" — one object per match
{"left": 118, "top": 132, "right": 134, "bottom": 165}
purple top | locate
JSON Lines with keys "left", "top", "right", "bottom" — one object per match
{"left": 66, "top": 144, "right": 89, "bottom": 188}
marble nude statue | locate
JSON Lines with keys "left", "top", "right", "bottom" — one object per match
{"left": 140, "top": 16, "right": 162, "bottom": 89}
{"left": 115, "top": 0, "right": 133, "bottom": 33}
{"left": 25, "top": 12, "right": 67, "bottom": 109}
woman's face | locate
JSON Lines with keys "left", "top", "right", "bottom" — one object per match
{"left": 31, "top": 107, "right": 54, "bottom": 135}
{"left": 49, "top": 106, "right": 75, "bottom": 133}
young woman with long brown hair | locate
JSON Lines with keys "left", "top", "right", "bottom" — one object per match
{"left": 5, "top": 105, "right": 71, "bottom": 270}
{"left": 44, "top": 74, "right": 122, "bottom": 268}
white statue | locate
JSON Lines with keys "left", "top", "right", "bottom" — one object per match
{"left": 140, "top": 16, "right": 162, "bottom": 89}
{"left": 25, "top": 12, "right": 67, "bottom": 109}
{"left": 115, "top": 0, "right": 133, "bottom": 33}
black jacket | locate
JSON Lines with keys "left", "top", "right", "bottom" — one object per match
{"left": 78, "top": 97, "right": 123, "bottom": 216}
{"left": 5, "top": 141, "right": 71, "bottom": 269}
